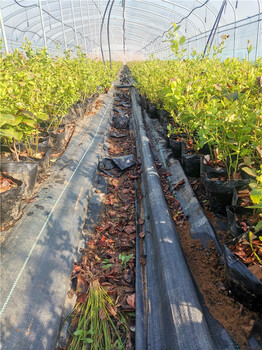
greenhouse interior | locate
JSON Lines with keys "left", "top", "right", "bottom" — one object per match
{"left": 0, "top": 1, "right": 262, "bottom": 349}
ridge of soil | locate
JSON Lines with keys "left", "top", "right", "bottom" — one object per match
{"left": 155, "top": 162, "right": 261, "bottom": 350}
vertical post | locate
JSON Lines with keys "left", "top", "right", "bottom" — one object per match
{"left": 86, "top": 0, "right": 92, "bottom": 53}
{"left": 255, "top": 1, "right": 261, "bottom": 60}
{"left": 58, "top": 0, "right": 67, "bottom": 50}
{"left": 122, "top": 0, "right": 126, "bottom": 55}
{"left": 0, "top": 8, "right": 9, "bottom": 53}
{"left": 70, "top": 0, "right": 78, "bottom": 46}
{"left": 38, "top": 0, "right": 47, "bottom": 47}
{"left": 79, "top": 0, "right": 87, "bottom": 53}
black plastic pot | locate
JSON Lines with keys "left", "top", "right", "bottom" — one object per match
{"left": 198, "top": 143, "right": 211, "bottom": 155}
{"left": 223, "top": 236, "right": 262, "bottom": 311}
{"left": 22, "top": 149, "right": 51, "bottom": 182}
{"left": 48, "top": 128, "right": 66, "bottom": 154}
{"left": 0, "top": 161, "right": 38, "bottom": 199}
{"left": 226, "top": 205, "right": 254, "bottom": 237}
{"left": 0, "top": 174, "right": 23, "bottom": 230}
{"left": 182, "top": 154, "right": 201, "bottom": 177}
{"left": 203, "top": 175, "right": 249, "bottom": 215}
{"left": 84, "top": 93, "right": 99, "bottom": 114}
{"left": 146, "top": 102, "right": 158, "bottom": 119}
{"left": 158, "top": 109, "right": 170, "bottom": 125}
{"left": 19, "top": 137, "right": 49, "bottom": 155}
{"left": 200, "top": 157, "right": 228, "bottom": 181}
{"left": 168, "top": 138, "right": 183, "bottom": 158}
{"left": 74, "top": 103, "right": 84, "bottom": 120}
{"left": 62, "top": 108, "right": 78, "bottom": 125}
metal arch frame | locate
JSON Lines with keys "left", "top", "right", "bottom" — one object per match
{"left": 125, "top": 6, "right": 201, "bottom": 39}
{"left": 30, "top": 16, "right": 166, "bottom": 44}
{"left": 2, "top": 3, "right": 104, "bottom": 49}
{"left": 3, "top": 1, "right": 199, "bottom": 43}
{"left": 38, "top": 6, "right": 197, "bottom": 51}
{"left": 58, "top": 18, "right": 171, "bottom": 52}
{"left": 10, "top": 6, "right": 186, "bottom": 50}
{"left": 225, "top": 0, "right": 237, "bottom": 57}
{"left": 125, "top": 3, "right": 200, "bottom": 37}
{"left": 137, "top": 0, "right": 211, "bottom": 52}
{"left": 195, "top": 0, "right": 226, "bottom": 25}
{"left": 50, "top": 21, "right": 167, "bottom": 52}
{"left": 161, "top": 0, "right": 207, "bottom": 32}
{"left": 1, "top": 0, "right": 262, "bottom": 57}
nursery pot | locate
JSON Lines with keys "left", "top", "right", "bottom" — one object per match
{"left": 0, "top": 160, "right": 38, "bottom": 199}
{"left": 146, "top": 102, "right": 158, "bottom": 119}
{"left": 203, "top": 174, "right": 249, "bottom": 215}
{"left": 21, "top": 149, "right": 51, "bottom": 182}
{"left": 182, "top": 153, "right": 201, "bottom": 177}
{"left": 200, "top": 156, "right": 228, "bottom": 182}
{"left": 48, "top": 127, "right": 66, "bottom": 154}
{"left": 0, "top": 174, "right": 23, "bottom": 231}
{"left": 62, "top": 107, "right": 78, "bottom": 125}
{"left": 168, "top": 138, "right": 183, "bottom": 158}
{"left": 223, "top": 235, "right": 262, "bottom": 311}
{"left": 74, "top": 102, "right": 84, "bottom": 120}
{"left": 226, "top": 205, "right": 254, "bottom": 237}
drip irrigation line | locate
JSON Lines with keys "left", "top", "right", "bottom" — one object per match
{"left": 107, "top": 0, "right": 115, "bottom": 68}
{"left": 100, "top": 0, "right": 111, "bottom": 64}
{"left": 0, "top": 97, "right": 113, "bottom": 319}
{"left": 138, "top": 0, "right": 210, "bottom": 53}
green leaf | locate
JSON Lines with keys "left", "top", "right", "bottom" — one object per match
{"left": 84, "top": 338, "right": 93, "bottom": 344}
{"left": 250, "top": 187, "right": 262, "bottom": 205}
{"left": 102, "top": 264, "right": 112, "bottom": 270}
{"left": 247, "top": 203, "right": 262, "bottom": 209}
{"left": 255, "top": 221, "right": 262, "bottom": 231}
{"left": 74, "top": 330, "right": 84, "bottom": 336}
{"left": 0, "top": 114, "right": 15, "bottom": 126}
{"left": 241, "top": 166, "right": 257, "bottom": 178}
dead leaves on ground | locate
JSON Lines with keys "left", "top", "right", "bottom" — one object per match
{"left": 69, "top": 92, "right": 137, "bottom": 347}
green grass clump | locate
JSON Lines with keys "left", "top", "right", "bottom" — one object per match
{"left": 68, "top": 279, "right": 127, "bottom": 350}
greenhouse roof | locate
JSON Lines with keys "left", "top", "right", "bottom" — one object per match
{"left": 0, "top": 0, "right": 261, "bottom": 60}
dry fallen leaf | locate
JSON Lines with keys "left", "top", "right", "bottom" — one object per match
{"left": 99, "top": 308, "right": 106, "bottom": 320}
{"left": 124, "top": 225, "right": 136, "bottom": 234}
{"left": 126, "top": 294, "right": 135, "bottom": 309}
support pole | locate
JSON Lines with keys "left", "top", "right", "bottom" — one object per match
{"left": 79, "top": 0, "right": 87, "bottom": 53}
{"left": 255, "top": 0, "right": 261, "bottom": 60}
{"left": 107, "top": 0, "right": 115, "bottom": 68}
{"left": 0, "top": 8, "right": 8, "bottom": 53}
{"left": 58, "top": 0, "right": 67, "bottom": 50}
{"left": 70, "top": 0, "right": 78, "bottom": 46}
{"left": 38, "top": 0, "right": 47, "bottom": 47}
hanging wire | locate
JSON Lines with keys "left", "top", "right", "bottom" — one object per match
{"left": 139, "top": 0, "right": 210, "bottom": 53}
{"left": 100, "top": 0, "right": 111, "bottom": 64}
{"left": 107, "top": 0, "right": 115, "bottom": 68}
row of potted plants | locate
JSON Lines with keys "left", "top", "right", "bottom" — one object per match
{"left": 128, "top": 31, "right": 262, "bottom": 307}
{"left": 0, "top": 41, "right": 121, "bottom": 232}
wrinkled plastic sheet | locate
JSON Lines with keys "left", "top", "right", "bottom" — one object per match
{"left": 98, "top": 155, "right": 135, "bottom": 177}
{"left": 112, "top": 114, "right": 129, "bottom": 129}
{"left": 109, "top": 132, "right": 126, "bottom": 138}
